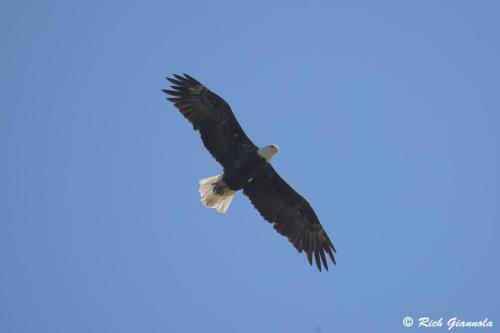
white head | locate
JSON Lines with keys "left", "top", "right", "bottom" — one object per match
{"left": 257, "top": 144, "right": 279, "bottom": 162}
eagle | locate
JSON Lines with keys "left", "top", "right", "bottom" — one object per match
{"left": 163, "top": 74, "right": 336, "bottom": 271}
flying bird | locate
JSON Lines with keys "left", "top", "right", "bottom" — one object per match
{"left": 163, "top": 74, "right": 336, "bottom": 271}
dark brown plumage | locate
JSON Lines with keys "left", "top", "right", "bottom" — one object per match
{"left": 163, "top": 74, "right": 336, "bottom": 271}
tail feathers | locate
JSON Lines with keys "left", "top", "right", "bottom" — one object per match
{"left": 198, "top": 175, "right": 235, "bottom": 214}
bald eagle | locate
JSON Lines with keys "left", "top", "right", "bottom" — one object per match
{"left": 163, "top": 74, "right": 336, "bottom": 271}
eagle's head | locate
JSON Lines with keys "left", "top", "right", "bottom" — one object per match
{"left": 258, "top": 144, "right": 279, "bottom": 162}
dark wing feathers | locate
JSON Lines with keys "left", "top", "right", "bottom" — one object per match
{"left": 163, "top": 74, "right": 257, "bottom": 167}
{"left": 243, "top": 166, "right": 336, "bottom": 271}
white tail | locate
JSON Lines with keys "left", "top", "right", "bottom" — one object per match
{"left": 198, "top": 175, "right": 235, "bottom": 214}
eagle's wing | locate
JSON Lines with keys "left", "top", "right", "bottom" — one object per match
{"left": 163, "top": 74, "right": 257, "bottom": 167}
{"left": 243, "top": 165, "right": 336, "bottom": 271}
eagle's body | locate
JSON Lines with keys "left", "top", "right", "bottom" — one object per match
{"left": 223, "top": 144, "right": 266, "bottom": 191}
{"left": 163, "top": 74, "right": 336, "bottom": 271}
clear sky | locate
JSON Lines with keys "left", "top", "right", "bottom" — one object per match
{"left": 1, "top": 1, "right": 499, "bottom": 332}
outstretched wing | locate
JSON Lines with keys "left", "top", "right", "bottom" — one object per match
{"left": 243, "top": 165, "right": 336, "bottom": 271}
{"left": 163, "top": 74, "right": 257, "bottom": 167}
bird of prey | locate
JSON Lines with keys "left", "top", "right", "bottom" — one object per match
{"left": 163, "top": 74, "right": 336, "bottom": 271}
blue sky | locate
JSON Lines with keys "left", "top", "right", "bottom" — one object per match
{"left": 1, "top": 1, "right": 499, "bottom": 332}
